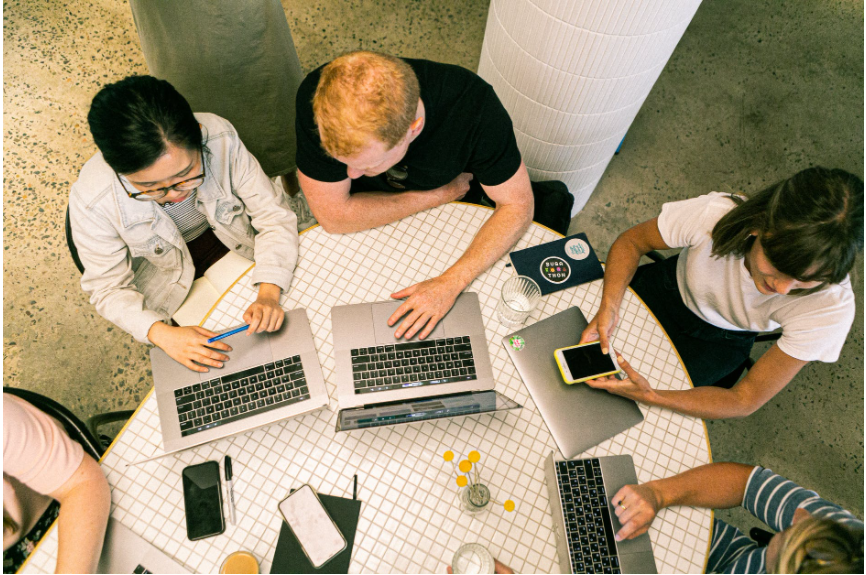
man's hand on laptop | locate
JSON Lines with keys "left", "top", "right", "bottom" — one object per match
{"left": 610, "top": 482, "right": 662, "bottom": 541}
{"left": 388, "top": 273, "right": 463, "bottom": 340}
{"left": 148, "top": 322, "right": 231, "bottom": 373}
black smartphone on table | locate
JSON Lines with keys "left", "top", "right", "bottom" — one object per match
{"left": 182, "top": 461, "right": 225, "bottom": 540}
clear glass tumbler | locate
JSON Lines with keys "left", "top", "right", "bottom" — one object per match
{"left": 496, "top": 276, "right": 541, "bottom": 327}
{"left": 452, "top": 543, "right": 495, "bottom": 574}
{"left": 459, "top": 483, "right": 491, "bottom": 515}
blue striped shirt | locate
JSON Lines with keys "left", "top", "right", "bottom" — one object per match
{"left": 706, "top": 467, "right": 863, "bottom": 573}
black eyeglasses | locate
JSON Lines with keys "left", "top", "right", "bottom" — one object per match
{"left": 385, "top": 165, "right": 409, "bottom": 189}
{"left": 117, "top": 148, "right": 206, "bottom": 201}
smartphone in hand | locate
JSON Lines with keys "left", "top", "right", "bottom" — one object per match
{"left": 554, "top": 340, "right": 621, "bottom": 384}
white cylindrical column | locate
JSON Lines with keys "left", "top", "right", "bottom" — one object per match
{"left": 478, "top": 0, "right": 702, "bottom": 214}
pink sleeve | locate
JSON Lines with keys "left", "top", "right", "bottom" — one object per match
{"left": 3, "top": 395, "right": 85, "bottom": 495}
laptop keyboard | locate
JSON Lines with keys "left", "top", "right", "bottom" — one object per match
{"left": 174, "top": 355, "right": 310, "bottom": 437}
{"left": 556, "top": 459, "right": 621, "bottom": 574}
{"left": 351, "top": 336, "right": 477, "bottom": 394}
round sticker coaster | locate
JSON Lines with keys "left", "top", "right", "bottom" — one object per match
{"left": 540, "top": 256, "right": 571, "bottom": 284}
{"left": 565, "top": 238, "right": 591, "bottom": 261}
{"left": 509, "top": 335, "right": 526, "bottom": 351}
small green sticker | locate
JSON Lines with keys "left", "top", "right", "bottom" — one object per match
{"left": 509, "top": 335, "right": 526, "bottom": 351}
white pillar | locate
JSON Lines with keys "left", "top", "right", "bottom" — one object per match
{"left": 478, "top": 0, "right": 702, "bottom": 214}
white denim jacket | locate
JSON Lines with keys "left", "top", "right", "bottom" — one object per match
{"left": 69, "top": 113, "right": 298, "bottom": 343}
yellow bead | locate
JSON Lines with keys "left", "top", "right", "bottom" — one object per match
{"left": 468, "top": 450, "right": 481, "bottom": 463}
{"left": 456, "top": 476, "right": 468, "bottom": 487}
{"left": 458, "top": 460, "right": 472, "bottom": 473}
{"left": 504, "top": 500, "right": 515, "bottom": 512}
{"left": 443, "top": 450, "right": 454, "bottom": 462}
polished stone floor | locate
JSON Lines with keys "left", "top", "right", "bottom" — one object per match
{"left": 3, "top": 0, "right": 862, "bottom": 541}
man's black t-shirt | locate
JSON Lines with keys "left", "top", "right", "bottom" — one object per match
{"left": 295, "top": 58, "right": 522, "bottom": 194}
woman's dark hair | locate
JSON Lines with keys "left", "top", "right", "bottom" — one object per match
{"left": 87, "top": 75, "right": 202, "bottom": 174}
{"left": 711, "top": 167, "right": 864, "bottom": 286}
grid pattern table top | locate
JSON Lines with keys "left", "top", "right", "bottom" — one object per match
{"left": 23, "top": 203, "right": 711, "bottom": 574}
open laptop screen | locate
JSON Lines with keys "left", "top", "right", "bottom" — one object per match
{"left": 336, "top": 391, "right": 519, "bottom": 431}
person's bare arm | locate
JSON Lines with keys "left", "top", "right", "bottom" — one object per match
{"left": 389, "top": 162, "right": 534, "bottom": 339}
{"left": 579, "top": 218, "right": 671, "bottom": 353}
{"left": 50, "top": 453, "right": 112, "bottom": 574}
{"left": 588, "top": 345, "right": 808, "bottom": 419}
{"left": 298, "top": 169, "right": 471, "bottom": 234}
{"left": 612, "top": 462, "right": 754, "bottom": 540}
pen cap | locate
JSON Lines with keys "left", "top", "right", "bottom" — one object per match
{"left": 225, "top": 456, "right": 233, "bottom": 480}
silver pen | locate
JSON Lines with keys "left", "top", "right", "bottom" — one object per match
{"left": 225, "top": 455, "right": 236, "bottom": 525}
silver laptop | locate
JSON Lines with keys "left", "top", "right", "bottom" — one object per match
{"left": 502, "top": 307, "right": 643, "bottom": 458}
{"left": 332, "top": 292, "right": 519, "bottom": 429}
{"left": 151, "top": 309, "right": 329, "bottom": 454}
{"left": 544, "top": 453, "right": 657, "bottom": 574}
{"left": 98, "top": 518, "right": 191, "bottom": 574}
{"left": 335, "top": 390, "right": 521, "bottom": 431}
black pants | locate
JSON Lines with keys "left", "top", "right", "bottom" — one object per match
{"left": 187, "top": 227, "right": 230, "bottom": 280}
{"left": 629, "top": 255, "right": 756, "bottom": 387}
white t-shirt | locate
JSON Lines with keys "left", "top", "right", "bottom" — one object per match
{"left": 657, "top": 192, "right": 855, "bottom": 363}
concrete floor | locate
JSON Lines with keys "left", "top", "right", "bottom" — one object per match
{"left": 4, "top": 0, "right": 862, "bottom": 542}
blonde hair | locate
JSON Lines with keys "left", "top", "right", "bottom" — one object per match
{"left": 313, "top": 51, "right": 420, "bottom": 158}
{"left": 771, "top": 516, "right": 863, "bottom": 574}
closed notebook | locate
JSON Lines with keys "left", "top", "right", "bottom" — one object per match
{"left": 508, "top": 232, "right": 604, "bottom": 295}
{"left": 270, "top": 494, "right": 362, "bottom": 574}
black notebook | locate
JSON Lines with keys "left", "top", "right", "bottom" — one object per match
{"left": 508, "top": 232, "right": 604, "bottom": 295}
{"left": 270, "top": 494, "right": 362, "bottom": 574}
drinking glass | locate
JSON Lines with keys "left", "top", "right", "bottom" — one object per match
{"left": 452, "top": 543, "right": 494, "bottom": 574}
{"left": 496, "top": 276, "right": 541, "bottom": 327}
{"left": 220, "top": 551, "right": 259, "bottom": 574}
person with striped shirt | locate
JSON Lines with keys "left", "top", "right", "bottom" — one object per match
{"left": 71, "top": 76, "right": 299, "bottom": 372}
{"left": 612, "top": 462, "right": 863, "bottom": 573}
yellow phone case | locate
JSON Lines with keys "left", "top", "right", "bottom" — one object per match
{"left": 554, "top": 341, "right": 621, "bottom": 384}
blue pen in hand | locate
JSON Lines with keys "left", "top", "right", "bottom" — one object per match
{"left": 207, "top": 324, "right": 250, "bottom": 344}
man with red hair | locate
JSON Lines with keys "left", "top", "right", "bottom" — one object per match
{"left": 296, "top": 51, "right": 534, "bottom": 340}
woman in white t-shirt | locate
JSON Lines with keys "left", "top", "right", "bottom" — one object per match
{"left": 579, "top": 167, "right": 862, "bottom": 419}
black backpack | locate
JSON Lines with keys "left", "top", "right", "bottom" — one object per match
{"left": 529, "top": 180, "right": 574, "bottom": 236}
{"left": 463, "top": 178, "right": 574, "bottom": 236}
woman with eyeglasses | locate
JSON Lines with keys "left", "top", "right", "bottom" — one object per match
{"left": 69, "top": 75, "right": 298, "bottom": 372}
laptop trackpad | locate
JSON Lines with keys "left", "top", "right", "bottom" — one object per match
{"left": 371, "top": 301, "right": 447, "bottom": 344}
{"left": 199, "top": 329, "right": 274, "bottom": 380}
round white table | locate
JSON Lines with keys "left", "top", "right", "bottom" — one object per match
{"left": 22, "top": 203, "right": 712, "bottom": 574}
